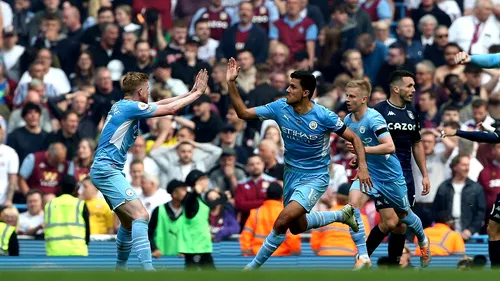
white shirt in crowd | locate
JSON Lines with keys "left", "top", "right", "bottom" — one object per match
{"left": 0, "top": 1, "right": 13, "bottom": 28}
{"left": 123, "top": 153, "right": 162, "bottom": 186}
{"left": 18, "top": 211, "right": 44, "bottom": 235}
{"left": 421, "top": 35, "right": 434, "bottom": 46}
{"left": 412, "top": 147, "right": 447, "bottom": 204}
{"left": 451, "top": 181, "right": 465, "bottom": 232}
{"left": 139, "top": 189, "right": 171, "bottom": 216}
{"left": 463, "top": 0, "right": 500, "bottom": 10}
{"left": 437, "top": 0, "right": 462, "bottom": 21}
{"left": 198, "top": 38, "right": 219, "bottom": 63}
{"left": 443, "top": 145, "right": 484, "bottom": 181}
{"left": 164, "top": 78, "right": 189, "bottom": 97}
{"left": 0, "top": 143, "right": 19, "bottom": 205}
{"left": 449, "top": 15, "right": 500, "bottom": 55}
{"left": 19, "top": 67, "right": 71, "bottom": 94}
{"left": 1, "top": 45, "right": 25, "bottom": 80}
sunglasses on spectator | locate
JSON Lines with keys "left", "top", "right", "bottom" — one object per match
{"left": 436, "top": 34, "right": 448, "bottom": 38}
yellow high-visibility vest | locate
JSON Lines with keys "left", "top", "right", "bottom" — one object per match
{"left": 44, "top": 194, "right": 88, "bottom": 256}
{"left": 0, "top": 222, "right": 15, "bottom": 256}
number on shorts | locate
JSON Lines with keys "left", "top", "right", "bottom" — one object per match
{"left": 402, "top": 195, "right": 408, "bottom": 208}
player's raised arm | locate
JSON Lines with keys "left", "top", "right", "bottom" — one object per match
{"left": 154, "top": 71, "right": 205, "bottom": 106}
{"left": 442, "top": 123, "right": 500, "bottom": 143}
{"left": 455, "top": 51, "right": 500, "bottom": 68}
{"left": 152, "top": 69, "right": 209, "bottom": 117}
{"left": 226, "top": 58, "right": 258, "bottom": 120}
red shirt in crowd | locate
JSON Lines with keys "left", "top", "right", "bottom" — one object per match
{"left": 26, "top": 151, "right": 68, "bottom": 195}
{"left": 253, "top": 5, "right": 271, "bottom": 33}
{"left": 234, "top": 174, "right": 276, "bottom": 226}
{"left": 235, "top": 29, "right": 250, "bottom": 51}
{"left": 478, "top": 162, "right": 500, "bottom": 218}
{"left": 200, "top": 8, "right": 232, "bottom": 41}
{"left": 273, "top": 16, "right": 315, "bottom": 64}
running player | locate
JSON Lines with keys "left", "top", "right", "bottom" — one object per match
{"left": 90, "top": 70, "right": 209, "bottom": 271}
{"left": 225, "top": 58, "right": 372, "bottom": 270}
{"left": 442, "top": 50, "right": 500, "bottom": 268}
{"left": 364, "top": 70, "right": 430, "bottom": 266}
{"left": 343, "top": 80, "right": 431, "bottom": 269}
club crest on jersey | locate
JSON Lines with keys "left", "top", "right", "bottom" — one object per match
{"left": 309, "top": 121, "right": 318, "bottom": 129}
{"left": 407, "top": 110, "right": 415, "bottom": 120}
{"left": 125, "top": 189, "right": 135, "bottom": 197}
{"left": 298, "top": 26, "right": 304, "bottom": 33}
{"left": 359, "top": 126, "right": 365, "bottom": 134}
{"left": 260, "top": 6, "right": 266, "bottom": 14}
{"left": 220, "top": 12, "right": 227, "bottom": 20}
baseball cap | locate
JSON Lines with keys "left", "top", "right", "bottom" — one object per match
{"left": 107, "top": 60, "right": 124, "bottom": 81}
{"left": 155, "top": 60, "right": 173, "bottom": 69}
{"left": 185, "top": 169, "right": 207, "bottom": 188}
{"left": 192, "top": 94, "right": 211, "bottom": 106}
{"left": 221, "top": 147, "right": 237, "bottom": 157}
{"left": 186, "top": 36, "right": 201, "bottom": 46}
{"left": 3, "top": 26, "right": 15, "bottom": 37}
{"left": 166, "top": 179, "right": 187, "bottom": 194}
{"left": 221, "top": 124, "right": 236, "bottom": 133}
{"left": 294, "top": 51, "right": 309, "bottom": 62}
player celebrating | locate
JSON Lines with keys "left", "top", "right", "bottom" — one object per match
{"left": 90, "top": 70, "right": 209, "bottom": 271}
{"left": 362, "top": 71, "right": 430, "bottom": 266}
{"left": 225, "top": 58, "right": 372, "bottom": 270}
{"left": 343, "top": 80, "right": 431, "bottom": 269}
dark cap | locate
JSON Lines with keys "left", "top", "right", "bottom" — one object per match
{"left": 3, "top": 26, "right": 16, "bottom": 37}
{"left": 186, "top": 36, "right": 201, "bottom": 46}
{"left": 221, "top": 124, "right": 236, "bottom": 133}
{"left": 166, "top": 179, "right": 187, "bottom": 194}
{"left": 266, "top": 182, "right": 283, "bottom": 200}
{"left": 185, "top": 169, "right": 207, "bottom": 188}
{"left": 221, "top": 147, "right": 237, "bottom": 157}
{"left": 154, "top": 60, "right": 173, "bottom": 69}
{"left": 192, "top": 94, "right": 211, "bottom": 106}
{"left": 294, "top": 51, "right": 309, "bottom": 62}
{"left": 337, "top": 183, "right": 350, "bottom": 196}
{"left": 61, "top": 174, "right": 77, "bottom": 195}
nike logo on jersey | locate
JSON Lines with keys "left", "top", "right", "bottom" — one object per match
{"left": 388, "top": 111, "right": 396, "bottom": 116}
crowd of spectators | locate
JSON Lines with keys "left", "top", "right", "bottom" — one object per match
{"left": 0, "top": 0, "right": 500, "bottom": 258}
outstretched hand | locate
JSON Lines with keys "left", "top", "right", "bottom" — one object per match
{"left": 454, "top": 52, "right": 471, "bottom": 65}
{"left": 226, "top": 57, "right": 240, "bottom": 82}
{"left": 190, "top": 69, "right": 208, "bottom": 94}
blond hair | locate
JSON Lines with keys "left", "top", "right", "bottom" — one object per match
{"left": 346, "top": 79, "right": 372, "bottom": 97}
{"left": 121, "top": 72, "right": 149, "bottom": 97}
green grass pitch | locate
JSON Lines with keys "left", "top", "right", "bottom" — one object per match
{"left": 1, "top": 270, "right": 497, "bottom": 281}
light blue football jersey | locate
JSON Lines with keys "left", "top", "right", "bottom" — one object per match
{"left": 255, "top": 98, "right": 346, "bottom": 170}
{"left": 92, "top": 99, "right": 157, "bottom": 171}
{"left": 343, "top": 108, "right": 404, "bottom": 182}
